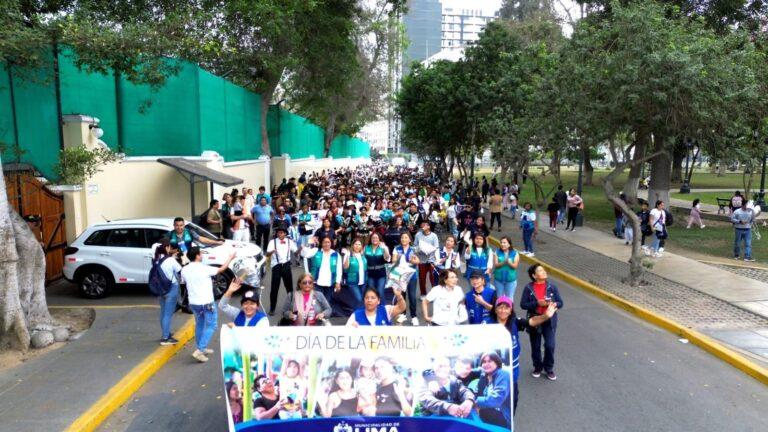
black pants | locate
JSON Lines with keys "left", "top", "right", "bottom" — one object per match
{"left": 529, "top": 320, "right": 557, "bottom": 373}
{"left": 256, "top": 224, "right": 270, "bottom": 251}
{"left": 490, "top": 212, "right": 501, "bottom": 229}
{"left": 513, "top": 381, "right": 519, "bottom": 414}
{"left": 269, "top": 262, "right": 293, "bottom": 313}
{"left": 566, "top": 208, "right": 579, "bottom": 230}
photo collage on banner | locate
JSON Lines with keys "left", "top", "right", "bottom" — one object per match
{"left": 220, "top": 325, "right": 513, "bottom": 432}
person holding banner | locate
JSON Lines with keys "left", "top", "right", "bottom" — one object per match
{"left": 391, "top": 232, "right": 421, "bottom": 326}
{"left": 346, "top": 287, "right": 406, "bottom": 326}
{"left": 280, "top": 273, "right": 332, "bottom": 326}
{"left": 219, "top": 281, "right": 269, "bottom": 328}
{"left": 422, "top": 269, "right": 466, "bottom": 326}
{"left": 494, "top": 295, "right": 558, "bottom": 414}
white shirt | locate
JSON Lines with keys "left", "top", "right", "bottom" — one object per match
{"left": 650, "top": 208, "right": 665, "bottom": 231}
{"left": 267, "top": 237, "right": 298, "bottom": 267}
{"left": 425, "top": 285, "right": 465, "bottom": 326}
{"left": 345, "top": 305, "right": 396, "bottom": 326}
{"left": 317, "top": 250, "right": 343, "bottom": 286}
{"left": 160, "top": 256, "right": 182, "bottom": 283}
{"left": 181, "top": 261, "right": 218, "bottom": 305}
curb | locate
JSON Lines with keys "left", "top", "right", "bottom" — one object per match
{"left": 698, "top": 260, "right": 768, "bottom": 271}
{"left": 64, "top": 316, "right": 196, "bottom": 432}
{"left": 486, "top": 235, "right": 768, "bottom": 386}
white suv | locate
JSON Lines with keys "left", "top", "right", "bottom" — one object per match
{"left": 63, "top": 218, "right": 266, "bottom": 299}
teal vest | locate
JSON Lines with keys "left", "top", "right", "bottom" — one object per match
{"left": 311, "top": 251, "right": 338, "bottom": 285}
{"left": 345, "top": 254, "right": 368, "bottom": 286}
{"left": 493, "top": 249, "right": 517, "bottom": 282}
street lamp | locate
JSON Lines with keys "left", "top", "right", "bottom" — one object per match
{"left": 576, "top": 142, "right": 584, "bottom": 226}
{"left": 679, "top": 138, "right": 693, "bottom": 194}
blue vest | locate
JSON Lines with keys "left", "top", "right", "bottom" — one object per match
{"left": 354, "top": 305, "right": 391, "bottom": 326}
{"left": 465, "top": 247, "right": 490, "bottom": 278}
{"left": 311, "top": 251, "right": 339, "bottom": 285}
{"left": 234, "top": 310, "right": 267, "bottom": 327}
{"left": 465, "top": 287, "right": 496, "bottom": 324}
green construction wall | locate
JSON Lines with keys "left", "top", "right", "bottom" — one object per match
{"left": 1, "top": 49, "right": 370, "bottom": 180}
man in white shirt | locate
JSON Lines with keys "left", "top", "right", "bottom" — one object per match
{"left": 266, "top": 225, "right": 298, "bottom": 315}
{"left": 181, "top": 247, "right": 235, "bottom": 362}
{"left": 649, "top": 200, "right": 667, "bottom": 257}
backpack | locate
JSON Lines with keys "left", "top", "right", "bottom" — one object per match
{"left": 664, "top": 209, "right": 674, "bottom": 227}
{"left": 148, "top": 256, "right": 174, "bottom": 296}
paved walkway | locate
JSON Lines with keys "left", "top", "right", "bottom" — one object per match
{"left": 487, "top": 206, "right": 768, "bottom": 365}
{"left": 0, "top": 306, "right": 188, "bottom": 432}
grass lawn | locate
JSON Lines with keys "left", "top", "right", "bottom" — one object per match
{"left": 467, "top": 167, "right": 768, "bottom": 264}
{"left": 670, "top": 192, "right": 727, "bottom": 206}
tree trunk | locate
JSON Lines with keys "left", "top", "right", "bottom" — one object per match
{"left": 604, "top": 164, "right": 646, "bottom": 287}
{"left": 258, "top": 76, "right": 281, "bottom": 157}
{"left": 671, "top": 140, "right": 685, "bottom": 183}
{"left": 584, "top": 156, "right": 594, "bottom": 186}
{"left": 648, "top": 137, "right": 671, "bottom": 206}
{"left": 324, "top": 113, "right": 337, "bottom": 158}
{"left": 550, "top": 149, "right": 562, "bottom": 186}
{"left": 625, "top": 130, "right": 648, "bottom": 204}
{"left": 0, "top": 155, "right": 56, "bottom": 351}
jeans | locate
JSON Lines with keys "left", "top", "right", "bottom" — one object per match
{"left": 614, "top": 217, "right": 624, "bottom": 238}
{"left": 509, "top": 206, "right": 517, "bottom": 220}
{"left": 190, "top": 303, "right": 218, "bottom": 351}
{"left": 734, "top": 228, "right": 752, "bottom": 259}
{"left": 529, "top": 320, "right": 556, "bottom": 373}
{"left": 522, "top": 228, "right": 534, "bottom": 253}
{"left": 557, "top": 207, "right": 566, "bottom": 224}
{"left": 493, "top": 279, "right": 517, "bottom": 299}
{"left": 368, "top": 276, "right": 387, "bottom": 302}
{"left": 317, "top": 285, "right": 333, "bottom": 305}
{"left": 448, "top": 219, "right": 458, "bottom": 238}
{"left": 159, "top": 282, "right": 179, "bottom": 339}
{"left": 350, "top": 283, "right": 366, "bottom": 309}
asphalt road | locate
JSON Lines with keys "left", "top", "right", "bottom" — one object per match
{"left": 95, "top": 265, "right": 768, "bottom": 432}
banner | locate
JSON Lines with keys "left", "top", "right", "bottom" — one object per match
{"left": 220, "top": 325, "right": 514, "bottom": 432}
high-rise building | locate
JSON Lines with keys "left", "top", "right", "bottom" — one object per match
{"left": 441, "top": 1, "right": 499, "bottom": 51}
{"left": 402, "top": 0, "right": 443, "bottom": 74}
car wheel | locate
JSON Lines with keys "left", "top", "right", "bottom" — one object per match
{"left": 79, "top": 267, "right": 113, "bottom": 299}
{"left": 211, "top": 270, "right": 233, "bottom": 300}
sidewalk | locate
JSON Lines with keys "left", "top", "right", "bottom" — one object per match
{"left": 0, "top": 307, "right": 189, "bottom": 432}
{"left": 487, "top": 206, "right": 768, "bottom": 365}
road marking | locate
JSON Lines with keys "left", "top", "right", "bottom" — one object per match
{"left": 487, "top": 235, "right": 768, "bottom": 387}
{"left": 49, "top": 305, "right": 161, "bottom": 309}
{"left": 64, "top": 317, "right": 195, "bottom": 432}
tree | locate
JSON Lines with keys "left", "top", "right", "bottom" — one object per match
{"left": 0, "top": 154, "right": 59, "bottom": 351}
{"left": 500, "top": 0, "right": 556, "bottom": 21}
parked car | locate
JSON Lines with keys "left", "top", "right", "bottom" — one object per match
{"left": 63, "top": 218, "right": 266, "bottom": 299}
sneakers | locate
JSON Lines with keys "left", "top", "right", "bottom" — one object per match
{"left": 396, "top": 314, "right": 407, "bottom": 324}
{"left": 160, "top": 337, "right": 179, "bottom": 346}
{"left": 744, "top": 258, "right": 756, "bottom": 262}
{"left": 203, "top": 348, "right": 215, "bottom": 355}
{"left": 700, "top": 225, "right": 706, "bottom": 229}
{"left": 528, "top": 252, "right": 535, "bottom": 257}
{"left": 658, "top": 247, "right": 664, "bottom": 253}
{"left": 570, "top": 228, "right": 576, "bottom": 232}
{"left": 531, "top": 369, "right": 542, "bottom": 378}
{"left": 546, "top": 371, "right": 557, "bottom": 381}
{"left": 553, "top": 227, "right": 556, "bottom": 232}
{"left": 734, "top": 256, "right": 741, "bottom": 260}
{"left": 192, "top": 350, "right": 209, "bottom": 363}
{"left": 411, "top": 317, "right": 420, "bottom": 326}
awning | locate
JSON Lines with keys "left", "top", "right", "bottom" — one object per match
{"left": 158, "top": 158, "right": 243, "bottom": 187}
{"left": 158, "top": 158, "right": 243, "bottom": 220}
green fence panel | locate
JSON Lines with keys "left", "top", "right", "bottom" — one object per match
{"left": 4, "top": 51, "right": 61, "bottom": 179}
{"left": 283, "top": 111, "right": 325, "bottom": 158}
{"left": 120, "top": 61, "right": 201, "bottom": 156}
{"left": 329, "top": 134, "right": 350, "bottom": 159}
{"left": 349, "top": 137, "right": 370, "bottom": 158}
{"left": 197, "top": 68, "right": 227, "bottom": 157}
{"left": 0, "top": 62, "right": 14, "bottom": 155}
{"left": 58, "top": 48, "right": 119, "bottom": 150}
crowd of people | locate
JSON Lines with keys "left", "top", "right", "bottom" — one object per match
{"left": 149, "top": 163, "right": 565, "bottom": 421}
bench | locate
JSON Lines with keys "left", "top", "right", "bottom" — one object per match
{"left": 716, "top": 198, "right": 730, "bottom": 215}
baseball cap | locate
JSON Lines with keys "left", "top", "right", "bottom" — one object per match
{"left": 469, "top": 270, "right": 485, "bottom": 280}
{"left": 495, "top": 296, "right": 513, "bottom": 308}
{"left": 241, "top": 290, "right": 259, "bottom": 305}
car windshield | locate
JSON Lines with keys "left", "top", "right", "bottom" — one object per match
{"left": 185, "top": 222, "right": 220, "bottom": 247}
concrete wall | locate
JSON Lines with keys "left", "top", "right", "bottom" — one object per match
{"left": 286, "top": 156, "right": 372, "bottom": 181}
{"left": 211, "top": 157, "right": 270, "bottom": 200}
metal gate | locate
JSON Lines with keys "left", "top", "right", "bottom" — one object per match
{"left": 3, "top": 165, "right": 67, "bottom": 283}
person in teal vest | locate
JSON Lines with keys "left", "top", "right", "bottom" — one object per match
{"left": 347, "top": 287, "right": 406, "bottom": 326}
{"left": 364, "top": 232, "right": 391, "bottom": 301}
{"left": 310, "top": 236, "right": 342, "bottom": 311}
{"left": 219, "top": 280, "right": 269, "bottom": 328}
{"left": 464, "top": 233, "right": 492, "bottom": 284}
{"left": 167, "top": 217, "right": 223, "bottom": 256}
{"left": 392, "top": 231, "right": 421, "bottom": 326}
{"left": 492, "top": 236, "right": 520, "bottom": 299}
{"left": 343, "top": 238, "right": 368, "bottom": 310}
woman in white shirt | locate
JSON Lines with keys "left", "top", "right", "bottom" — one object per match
{"left": 421, "top": 269, "right": 466, "bottom": 326}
